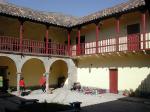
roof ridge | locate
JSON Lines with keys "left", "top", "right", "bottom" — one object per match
{"left": 3, "top": 2, "right": 78, "bottom": 19}
{"left": 76, "top": 0, "right": 145, "bottom": 26}
{"left": 0, "top": 0, "right": 146, "bottom": 27}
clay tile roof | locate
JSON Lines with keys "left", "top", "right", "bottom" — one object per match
{"left": 0, "top": 0, "right": 146, "bottom": 28}
{"left": 0, "top": 2, "right": 78, "bottom": 27}
{"left": 74, "top": 0, "right": 146, "bottom": 26}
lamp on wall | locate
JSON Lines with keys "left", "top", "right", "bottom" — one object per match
{"left": 89, "top": 64, "right": 92, "bottom": 73}
{"left": 50, "top": 67, "right": 52, "bottom": 71}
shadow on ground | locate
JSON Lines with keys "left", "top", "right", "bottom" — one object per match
{"left": 19, "top": 103, "right": 72, "bottom": 112}
{"left": 0, "top": 93, "right": 72, "bottom": 112}
{"left": 1, "top": 92, "right": 150, "bottom": 112}
{"left": 81, "top": 97, "right": 150, "bottom": 112}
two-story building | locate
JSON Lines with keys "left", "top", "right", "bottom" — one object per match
{"left": 0, "top": 0, "right": 150, "bottom": 94}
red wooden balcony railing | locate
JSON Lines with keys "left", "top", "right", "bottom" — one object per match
{"left": 0, "top": 33, "right": 150, "bottom": 56}
{"left": 71, "top": 33, "right": 150, "bottom": 56}
{"left": 0, "top": 36, "right": 20, "bottom": 52}
{"left": 47, "top": 42, "right": 67, "bottom": 55}
{"left": 22, "top": 39, "right": 46, "bottom": 54}
{"left": 0, "top": 36, "right": 68, "bottom": 56}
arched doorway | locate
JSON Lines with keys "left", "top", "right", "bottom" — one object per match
{"left": 21, "top": 58, "right": 45, "bottom": 89}
{"left": 49, "top": 60, "right": 68, "bottom": 88}
{"left": 0, "top": 56, "right": 17, "bottom": 92}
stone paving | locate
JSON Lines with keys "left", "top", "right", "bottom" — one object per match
{"left": 20, "top": 88, "right": 125, "bottom": 107}
{"left": 1, "top": 88, "right": 150, "bottom": 112}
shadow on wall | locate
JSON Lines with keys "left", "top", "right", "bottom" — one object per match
{"left": 76, "top": 55, "right": 150, "bottom": 68}
{"left": 135, "top": 73, "right": 150, "bottom": 98}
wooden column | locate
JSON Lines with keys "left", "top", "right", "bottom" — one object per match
{"left": 67, "top": 29, "right": 71, "bottom": 56}
{"left": 115, "top": 17, "right": 120, "bottom": 52}
{"left": 77, "top": 27, "right": 81, "bottom": 55}
{"left": 141, "top": 11, "right": 146, "bottom": 49}
{"left": 46, "top": 25, "right": 49, "bottom": 54}
{"left": 95, "top": 22, "right": 100, "bottom": 54}
{"left": 19, "top": 20, "right": 24, "bottom": 52}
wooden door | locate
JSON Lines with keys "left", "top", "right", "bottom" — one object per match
{"left": 127, "top": 34, "right": 140, "bottom": 51}
{"left": 109, "top": 69, "right": 118, "bottom": 94}
{"left": 127, "top": 24, "right": 140, "bottom": 51}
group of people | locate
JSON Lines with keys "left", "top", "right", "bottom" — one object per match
{"left": 19, "top": 74, "right": 47, "bottom": 95}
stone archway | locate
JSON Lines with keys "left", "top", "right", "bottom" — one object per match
{"left": 21, "top": 58, "right": 45, "bottom": 89}
{"left": 0, "top": 56, "right": 17, "bottom": 91}
{"left": 49, "top": 60, "right": 68, "bottom": 88}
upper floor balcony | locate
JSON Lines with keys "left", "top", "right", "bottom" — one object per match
{"left": 0, "top": 36, "right": 68, "bottom": 57}
{"left": 71, "top": 32, "right": 150, "bottom": 57}
{"left": 0, "top": 32, "right": 150, "bottom": 57}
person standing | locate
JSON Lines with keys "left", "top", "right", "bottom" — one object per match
{"left": 39, "top": 74, "right": 46, "bottom": 93}
{"left": 19, "top": 77, "right": 25, "bottom": 95}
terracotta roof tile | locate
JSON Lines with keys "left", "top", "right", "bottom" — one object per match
{"left": 0, "top": 0, "right": 146, "bottom": 27}
{"left": 76, "top": 0, "right": 146, "bottom": 26}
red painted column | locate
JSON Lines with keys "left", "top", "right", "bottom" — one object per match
{"left": 19, "top": 20, "right": 24, "bottom": 52}
{"left": 116, "top": 17, "right": 120, "bottom": 51}
{"left": 96, "top": 23, "right": 100, "bottom": 53}
{"left": 67, "top": 29, "right": 71, "bottom": 56}
{"left": 46, "top": 25, "right": 49, "bottom": 54}
{"left": 77, "top": 27, "right": 81, "bottom": 55}
{"left": 142, "top": 12, "right": 146, "bottom": 49}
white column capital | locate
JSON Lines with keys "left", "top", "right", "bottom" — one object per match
{"left": 16, "top": 72, "right": 22, "bottom": 75}
{"left": 45, "top": 72, "right": 50, "bottom": 75}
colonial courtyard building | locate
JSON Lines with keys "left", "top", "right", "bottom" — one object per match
{"left": 0, "top": 0, "right": 150, "bottom": 94}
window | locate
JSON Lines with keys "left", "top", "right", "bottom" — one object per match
{"left": 127, "top": 24, "right": 140, "bottom": 35}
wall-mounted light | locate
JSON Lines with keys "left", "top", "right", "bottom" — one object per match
{"left": 91, "top": 64, "right": 93, "bottom": 67}
{"left": 89, "top": 64, "right": 93, "bottom": 73}
{"left": 50, "top": 67, "right": 52, "bottom": 71}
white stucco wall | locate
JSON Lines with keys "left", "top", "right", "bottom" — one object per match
{"left": 77, "top": 67, "right": 109, "bottom": 89}
{"left": 77, "top": 55, "right": 150, "bottom": 92}
{"left": 118, "top": 67, "right": 150, "bottom": 91}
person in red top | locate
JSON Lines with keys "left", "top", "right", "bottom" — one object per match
{"left": 19, "top": 77, "right": 25, "bottom": 92}
{"left": 39, "top": 74, "right": 46, "bottom": 93}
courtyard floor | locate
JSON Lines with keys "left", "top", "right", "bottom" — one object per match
{"left": 18, "top": 88, "right": 125, "bottom": 107}
{"left": 0, "top": 88, "right": 150, "bottom": 112}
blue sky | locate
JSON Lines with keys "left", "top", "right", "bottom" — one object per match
{"left": 7, "top": 0, "right": 128, "bottom": 17}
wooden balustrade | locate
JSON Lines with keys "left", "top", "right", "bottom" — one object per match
{"left": 0, "top": 33, "right": 150, "bottom": 56}
{"left": 71, "top": 33, "right": 150, "bottom": 56}
{"left": 0, "top": 36, "right": 68, "bottom": 56}
{"left": 0, "top": 36, "right": 20, "bottom": 52}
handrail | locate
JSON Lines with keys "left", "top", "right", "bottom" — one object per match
{"left": 0, "top": 32, "right": 150, "bottom": 56}
{"left": 0, "top": 36, "right": 68, "bottom": 56}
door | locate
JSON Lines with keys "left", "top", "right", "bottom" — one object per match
{"left": 76, "top": 36, "right": 85, "bottom": 55}
{"left": 127, "top": 24, "right": 140, "bottom": 51}
{"left": 109, "top": 69, "right": 118, "bottom": 94}
{"left": 0, "top": 67, "right": 8, "bottom": 92}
